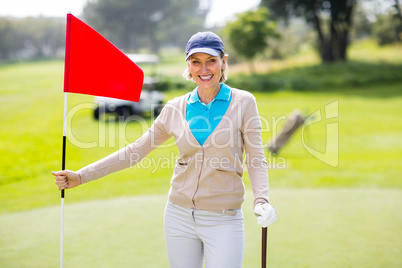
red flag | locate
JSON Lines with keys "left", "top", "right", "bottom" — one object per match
{"left": 63, "top": 14, "right": 143, "bottom": 102}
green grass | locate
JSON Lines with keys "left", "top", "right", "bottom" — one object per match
{"left": 1, "top": 189, "right": 401, "bottom": 267}
{"left": 256, "top": 87, "right": 402, "bottom": 188}
{"left": 0, "top": 40, "right": 401, "bottom": 267}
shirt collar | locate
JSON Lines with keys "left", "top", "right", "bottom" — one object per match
{"left": 188, "top": 83, "right": 231, "bottom": 104}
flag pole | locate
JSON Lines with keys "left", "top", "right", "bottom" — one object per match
{"left": 60, "top": 12, "right": 72, "bottom": 268}
{"left": 60, "top": 92, "right": 68, "bottom": 268}
{"left": 58, "top": 13, "right": 143, "bottom": 267}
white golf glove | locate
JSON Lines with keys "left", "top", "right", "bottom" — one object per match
{"left": 254, "top": 203, "right": 277, "bottom": 227}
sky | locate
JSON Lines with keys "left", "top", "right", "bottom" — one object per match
{"left": 0, "top": 0, "right": 261, "bottom": 27}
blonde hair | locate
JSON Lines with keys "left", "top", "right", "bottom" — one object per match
{"left": 182, "top": 52, "right": 229, "bottom": 83}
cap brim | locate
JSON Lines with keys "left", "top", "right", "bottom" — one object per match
{"left": 185, "top": 48, "right": 221, "bottom": 61}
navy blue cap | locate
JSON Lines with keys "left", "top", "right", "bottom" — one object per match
{"left": 185, "top": 32, "right": 224, "bottom": 61}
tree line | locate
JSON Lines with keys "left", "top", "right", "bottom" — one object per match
{"left": 82, "top": 0, "right": 209, "bottom": 52}
{"left": 0, "top": 0, "right": 400, "bottom": 63}
{"left": 0, "top": 17, "right": 65, "bottom": 61}
{"left": 0, "top": 0, "right": 208, "bottom": 61}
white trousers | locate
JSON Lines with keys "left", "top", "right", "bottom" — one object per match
{"left": 164, "top": 201, "right": 244, "bottom": 268}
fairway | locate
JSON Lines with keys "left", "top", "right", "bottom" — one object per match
{"left": 1, "top": 189, "right": 401, "bottom": 267}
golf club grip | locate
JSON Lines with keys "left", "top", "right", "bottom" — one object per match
{"left": 262, "top": 227, "right": 267, "bottom": 268}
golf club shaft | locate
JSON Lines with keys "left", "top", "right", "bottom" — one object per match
{"left": 262, "top": 227, "right": 267, "bottom": 268}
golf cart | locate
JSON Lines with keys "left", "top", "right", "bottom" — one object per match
{"left": 93, "top": 54, "right": 164, "bottom": 120}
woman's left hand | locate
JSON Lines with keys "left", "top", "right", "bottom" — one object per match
{"left": 254, "top": 203, "right": 277, "bottom": 227}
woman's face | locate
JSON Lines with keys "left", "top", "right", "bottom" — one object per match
{"left": 188, "top": 53, "right": 226, "bottom": 91}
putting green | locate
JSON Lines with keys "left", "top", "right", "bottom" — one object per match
{"left": 1, "top": 189, "right": 401, "bottom": 267}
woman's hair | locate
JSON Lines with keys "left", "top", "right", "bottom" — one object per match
{"left": 182, "top": 52, "right": 229, "bottom": 83}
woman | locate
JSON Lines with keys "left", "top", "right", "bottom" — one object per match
{"left": 52, "top": 31, "right": 277, "bottom": 268}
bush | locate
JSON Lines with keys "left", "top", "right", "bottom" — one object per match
{"left": 154, "top": 75, "right": 194, "bottom": 91}
{"left": 372, "top": 11, "right": 402, "bottom": 45}
{"left": 228, "top": 74, "right": 284, "bottom": 92}
{"left": 228, "top": 61, "right": 402, "bottom": 92}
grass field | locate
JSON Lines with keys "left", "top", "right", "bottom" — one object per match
{"left": 0, "top": 40, "right": 401, "bottom": 267}
{"left": 1, "top": 189, "right": 401, "bottom": 267}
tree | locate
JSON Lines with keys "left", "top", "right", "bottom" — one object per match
{"left": 83, "top": 0, "right": 168, "bottom": 52}
{"left": 392, "top": 0, "right": 402, "bottom": 25}
{"left": 261, "top": 0, "right": 357, "bottom": 63}
{"left": 16, "top": 17, "right": 65, "bottom": 59}
{"left": 0, "top": 18, "right": 20, "bottom": 60}
{"left": 373, "top": 10, "right": 402, "bottom": 45}
{"left": 83, "top": 0, "right": 209, "bottom": 53}
{"left": 156, "top": 0, "right": 210, "bottom": 49}
{"left": 381, "top": 0, "right": 401, "bottom": 44}
{"left": 0, "top": 17, "right": 65, "bottom": 61}
{"left": 224, "top": 7, "right": 280, "bottom": 74}
{"left": 351, "top": 2, "right": 372, "bottom": 38}
{"left": 366, "top": 0, "right": 402, "bottom": 45}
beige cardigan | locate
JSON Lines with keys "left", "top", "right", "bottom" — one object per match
{"left": 78, "top": 87, "right": 269, "bottom": 210}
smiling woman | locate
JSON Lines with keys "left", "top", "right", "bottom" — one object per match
{"left": 51, "top": 31, "right": 276, "bottom": 268}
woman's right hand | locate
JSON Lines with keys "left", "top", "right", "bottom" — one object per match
{"left": 51, "top": 170, "right": 81, "bottom": 190}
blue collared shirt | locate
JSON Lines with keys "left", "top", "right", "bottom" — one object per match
{"left": 186, "top": 83, "right": 232, "bottom": 146}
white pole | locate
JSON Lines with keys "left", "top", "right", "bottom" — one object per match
{"left": 60, "top": 197, "right": 65, "bottom": 268}
{"left": 63, "top": 92, "right": 68, "bottom": 137}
